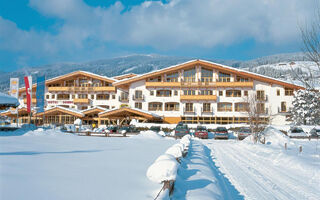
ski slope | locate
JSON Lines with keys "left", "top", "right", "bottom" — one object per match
{"left": 203, "top": 139, "right": 320, "bottom": 200}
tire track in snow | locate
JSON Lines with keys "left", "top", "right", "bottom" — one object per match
{"left": 204, "top": 141, "right": 320, "bottom": 200}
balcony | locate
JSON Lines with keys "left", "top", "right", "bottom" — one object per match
{"left": 146, "top": 82, "right": 180, "bottom": 87}
{"left": 48, "top": 86, "right": 116, "bottom": 92}
{"left": 73, "top": 98, "right": 90, "bottom": 104}
{"left": 23, "top": 98, "right": 37, "bottom": 104}
{"left": 256, "top": 95, "right": 268, "bottom": 101}
{"left": 215, "top": 81, "right": 254, "bottom": 87}
{"left": 180, "top": 95, "right": 217, "bottom": 101}
{"left": 201, "top": 108, "right": 214, "bottom": 113}
{"left": 132, "top": 95, "right": 145, "bottom": 101}
{"left": 183, "top": 107, "right": 196, "bottom": 114}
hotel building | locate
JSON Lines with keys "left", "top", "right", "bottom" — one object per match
{"left": 2, "top": 60, "right": 303, "bottom": 126}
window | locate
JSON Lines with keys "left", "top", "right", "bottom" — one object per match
{"left": 166, "top": 72, "right": 179, "bottom": 82}
{"left": 51, "top": 94, "right": 55, "bottom": 99}
{"left": 57, "top": 94, "right": 70, "bottom": 100}
{"left": 226, "top": 90, "right": 241, "bottom": 97}
{"left": 285, "top": 88, "right": 293, "bottom": 96}
{"left": 78, "top": 94, "right": 88, "bottom": 99}
{"left": 277, "top": 89, "right": 280, "bottom": 96}
{"left": 281, "top": 102, "right": 287, "bottom": 112}
{"left": 174, "top": 90, "right": 178, "bottom": 96}
{"left": 201, "top": 68, "right": 213, "bottom": 82}
{"left": 257, "top": 90, "right": 265, "bottom": 100}
{"left": 72, "top": 95, "right": 75, "bottom": 99}
{"left": 218, "top": 103, "right": 232, "bottom": 112}
{"left": 236, "top": 76, "right": 249, "bottom": 82}
{"left": 148, "top": 76, "right": 161, "bottom": 82}
{"left": 134, "top": 90, "right": 143, "bottom": 100}
{"left": 46, "top": 95, "right": 49, "bottom": 99}
{"left": 257, "top": 103, "right": 265, "bottom": 113}
{"left": 91, "top": 95, "right": 94, "bottom": 99}
{"left": 135, "top": 102, "right": 142, "bottom": 109}
{"left": 165, "top": 102, "right": 179, "bottom": 111}
{"left": 218, "top": 72, "right": 231, "bottom": 82}
{"left": 150, "top": 90, "right": 154, "bottom": 96}
{"left": 244, "top": 91, "right": 248, "bottom": 96}
{"left": 203, "top": 103, "right": 211, "bottom": 112}
{"left": 120, "top": 92, "right": 128, "bottom": 101}
{"left": 199, "top": 90, "right": 213, "bottom": 95}
{"left": 148, "top": 102, "right": 163, "bottom": 111}
{"left": 235, "top": 103, "right": 248, "bottom": 112}
{"left": 185, "top": 103, "right": 193, "bottom": 112}
{"left": 183, "top": 90, "right": 196, "bottom": 95}
{"left": 97, "top": 94, "right": 109, "bottom": 100}
{"left": 219, "top": 91, "right": 223, "bottom": 96}
{"left": 79, "top": 78, "right": 88, "bottom": 87}
{"left": 65, "top": 80, "right": 75, "bottom": 87}
{"left": 156, "top": 90, "right": 172, "bottom": 97}
{"left": 183, "top": 68, "right": 196, "bottom": 82}
{"left": 112, "top": 95, "right": 116, "bottom": 99}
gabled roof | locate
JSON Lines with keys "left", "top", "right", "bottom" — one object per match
{"left": 112, "top": 73, "right": 137, "bottom": 80}
{"left": 18, "top": 71, "right": 117, "bottom": 93}
{"left": 81, "top": 106, "right": 107, "bottom": 115}
{"left": 99, "top": 107, "right": 161, "bottom": 119}
{"left": 35, "top": 106, "right": 84, "bottom": 118}
{"left": 113, "top": 59, "right": 304, "bottom": 89}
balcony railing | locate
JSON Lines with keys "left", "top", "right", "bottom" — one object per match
{"left": 132, "top": 94, "right": 145, "bottom": 101}
{"left": 73, "top": 98, "right": 90, "bottom": 104}
{"left": 183, "top": 107, "right": 196, "bottom": 114}
{"left": 145, "top": 81, "right": 253, "bottom": 88}
{"left": 201, "top": 107, "right": 214, "bottom": 114}
{"left": 118, "top": 96, "right": 129, "bottom": 102}
{"left": 256, "top": 95, "right": 268, "bottom": 101}
{"left": 48, "top": 86, "right": 116, "bottom": 92}
{"left": 180, "top": 95, "right": 217, "bottom": 101}
{"left": 23, "top": 98, "right": 37, "bottom": 104}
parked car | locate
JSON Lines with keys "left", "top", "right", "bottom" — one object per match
{"left": 214, "top": 127, "right": 229, "bottom": 139}
{"left": 150, "top": 126, "right": 161, "bottom": 132}
{"left": 237, "top": 127, "right": 252, "bottom": 140}
{"left": 195, "top": 126, "right": 209, "bottom": 139}
{"left": 175, "top": 123, "right": 190, "bottom": 138}
{"left": 309, "top": 127, "right": 320, "bottom": 138}
{"left": 107, "top": 126, "right": 119, "bottom": 133}
{"left": 119, "top": 125, "right": 138, "bottom": 134}
{"left": 287, "top": 127, "right": 308, "bottom": 138}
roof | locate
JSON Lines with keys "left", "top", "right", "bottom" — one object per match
{"left": 18, "top": 71, "right": 117, "bottom": 93}
{"left": 81, "top": 106, "right": 107, "bottom": 115}
{"left": 112, "top": 73, "right": 137, "bottom": 80}
{"left": 113, "top": 59, "right": 304, "bottom": 89}
{"left": 99, "top": 107, "right": 161, "bottom": 119}
{"left": 35, "top": 106, "right": 84, "bottom": 118}
{"left": 0, "top": 92, "right": 19, "bottom": 108}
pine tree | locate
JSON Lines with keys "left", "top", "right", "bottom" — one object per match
{"left": 290, "top": 89, "right": 320, "bottom": 125}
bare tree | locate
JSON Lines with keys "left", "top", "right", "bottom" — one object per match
{"left": 243, "top": 93, "right": 267, "bottom": 143}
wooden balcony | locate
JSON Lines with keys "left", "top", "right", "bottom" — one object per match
{"left": 215, "top": 81, "right": 253, "bottom": 87}
{"left": 48, "top": 86, "right": 116, "bottom": 92}
{"left": 180, "top": 95, "right": 217, "bottom": 101}
{"left": 146, "top": 82, "right": 181, "bottom": 88}
{"left": 23, "top": 98, "right": 37, "bottom": 104}
{"left": 73, "top": 99, "right": 90, "bottom": 104}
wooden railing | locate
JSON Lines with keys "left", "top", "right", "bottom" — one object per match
{"left": 180, "top": 95, "right": 217, "bottom": 101}
{"left": 146, "top": 81, "right": 253, "bottom": 88}
{"left": 48, "top": 86, "right": 116, "bottom": 92}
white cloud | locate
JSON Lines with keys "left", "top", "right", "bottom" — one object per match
{"left": 0, "top": 0, "right": 316, "bottom": 63}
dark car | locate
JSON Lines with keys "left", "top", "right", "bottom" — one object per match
{"left": 107, "top": 126, "right": 119, "bottom": 133}
{"left": 309, "top": 127, "right": 320, "bottom": 138}
{"left": 150, "top": 126, "right": 161, "bottom": 132}
{"left": 119, "top": 125, "right": 138, "bottom": 134}
{"left": 214, "top": 127, "right": 229, "bottom": 139}
{"left": 237, "top": 127, "right": 252, "bottom": 140}
{"left": 175, "top": 124, "right": 190, "bottom": 138}
{"left": 195, "top": 126, "right": 209, "bottom": 139}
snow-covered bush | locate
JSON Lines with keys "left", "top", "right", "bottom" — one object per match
{"left": 290, "top": 89, "right": 320, "bottom": 125}
{"left": 165, "top": 145, "right": 183, "bottom": 158}
{"left": 74, "top": 118, "right": 82, "bottom": 126}
{"left": 146, "top": 157, "right": 179, "bottom": 183}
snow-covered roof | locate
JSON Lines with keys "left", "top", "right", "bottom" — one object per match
{"left": 113, "top": 59, "right": 304, "bottom": 89}
{"left": 81, "top": 106, "right": 108, "bottom": 113}
{"left": 0, "top": 92, "right": 19, "bottom": 107}
{"left": 99, "top": 107, "right": 161, "bottom": 118}
{"left": 40, "top": 105, "right": 84, "bottom": 117}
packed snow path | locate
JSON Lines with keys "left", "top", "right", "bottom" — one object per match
{"left": 172, "top": 139, "right": 244, "bottom": 200}
{"left": 203, "top": 140, "right": 320, "bottom": 200}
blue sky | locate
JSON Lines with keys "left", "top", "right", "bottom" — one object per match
{"left": 0, "top": 0, "right": 316, "bottom": 72}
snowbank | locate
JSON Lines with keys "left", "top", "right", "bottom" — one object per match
{"left": 165, "top": 145, "right": 183, "bottom": 158}
{"left": 135, "top": 130, "right": 163, "bottom": 139}
{"left": 146, "top": 158, "right": 179, "bottom": 183}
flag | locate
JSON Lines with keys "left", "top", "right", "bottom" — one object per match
{"left": 24, "top": 76, "right": 32, "bottom": 113}
{"left": 36, "top": 76, "right": 45, "bottom": 113}
{"left": 10, "top": 78, "right": 19, "bottom": 99}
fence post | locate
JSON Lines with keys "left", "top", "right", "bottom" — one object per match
{"left": 299, "top": 145, "right": 302, "bottom": 153}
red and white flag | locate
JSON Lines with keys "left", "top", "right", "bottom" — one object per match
{"left": 24, "top": 76, "right": 32, "bottom": 113}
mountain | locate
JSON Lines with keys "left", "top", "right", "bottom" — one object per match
{"left": 0, "top": 52, "right": 313, "bottom": 92}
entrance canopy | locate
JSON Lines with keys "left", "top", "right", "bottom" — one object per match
{"left": 0, "top": 92, "right": 19, "bottom": 109}
{"left": 99, "top": 107, "right": 162, "bottom": 121}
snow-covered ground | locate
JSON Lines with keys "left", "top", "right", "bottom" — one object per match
{"left": 0, "top": 129, "right": 176, "bottom": 200}
{"left": 202, "top": 127, "right": 320, "bottom": 200}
